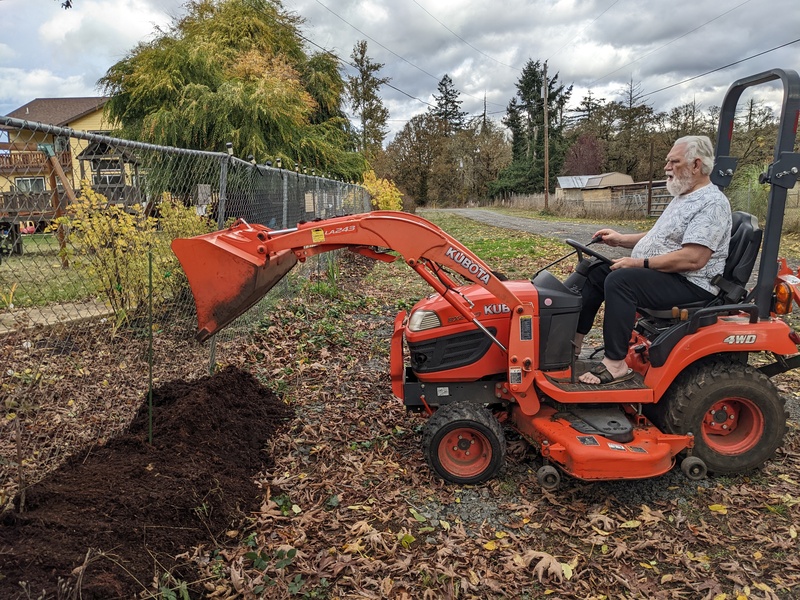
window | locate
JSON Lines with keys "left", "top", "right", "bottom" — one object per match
{"left": 15, "top": 177, "right": 46, "bottom": 193}
{"left": 54, "top": 136, "right": 69, "bottom": 153}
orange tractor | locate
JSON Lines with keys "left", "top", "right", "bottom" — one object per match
{"left": 172, "top": 69, "right": 800, "bottom": 489}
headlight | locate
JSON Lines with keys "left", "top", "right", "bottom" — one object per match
{"left": 408, "top": 309, "right": 441, "bottom": 331}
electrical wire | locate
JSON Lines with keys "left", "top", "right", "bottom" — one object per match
{"left": 297, "top": 32, "right": 437, "bottom": 108}
{"left": 588, "top": 0, "right": 754, "bottom": 87}
{"left": 307, "top": 0, "right": 506, "bottom": 109}
{"left": 411, "top": 0, "right": 520, "bottom": 72}
{"left": 642, "top": 37, "right": 800, "bottom": 98}
{"left": 312, "top": 0, "right": 440, "bottom": 82}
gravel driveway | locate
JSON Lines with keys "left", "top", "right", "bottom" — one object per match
{"left": 423, "top": 207, "right": 639, "bottom": 261}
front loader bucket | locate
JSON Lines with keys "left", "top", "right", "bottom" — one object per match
{"left": 172, "top": 232, "right": 298, "bottom": 342}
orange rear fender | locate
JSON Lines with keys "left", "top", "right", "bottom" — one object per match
{"left": 645, "top": 316, "right": 798, "bottom": 400}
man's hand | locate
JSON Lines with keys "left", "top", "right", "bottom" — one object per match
{"left": 593, "top": 229, "right": 646, "bottom": 249}
{"left": 610, "top": 257, "right": 643, "bottom": 270}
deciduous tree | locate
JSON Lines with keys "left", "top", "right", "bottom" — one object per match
{"left": 100, "top": 0, "right": 366, "bottom": 180}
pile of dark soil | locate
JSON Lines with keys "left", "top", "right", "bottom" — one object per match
{"left": 0, "top": 366, "right": 292, "bottom": 599}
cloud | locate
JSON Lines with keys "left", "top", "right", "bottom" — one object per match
{"left": 0, "top": 67, "right": 88, "bottom": 104}
{"left": 0, "top": 42, "right": 14, "bottom": 63}
{"left": 2, "top": 0, "right": 799, "bottom": 138}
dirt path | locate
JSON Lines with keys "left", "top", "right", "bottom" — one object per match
{"left": 422, "top": 207, "right": 639, "bottom": 261}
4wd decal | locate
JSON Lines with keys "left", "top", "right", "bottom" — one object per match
{"left": 445, "top": 247, "right": 491, "bottom": 284}
{"left": 723, "top": 334, "right": 757, "bottom": 345}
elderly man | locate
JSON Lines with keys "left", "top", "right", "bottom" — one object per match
{"left": 576, "top": 135, "right": 732, "bottom": 384}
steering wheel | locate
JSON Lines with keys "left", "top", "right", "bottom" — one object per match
{"left": 565, "top": 239, "right": 614, "bottom": 266}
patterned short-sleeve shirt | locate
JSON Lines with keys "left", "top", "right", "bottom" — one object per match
{"left": 631, "top": 183, "right": 731, "bottom": 294}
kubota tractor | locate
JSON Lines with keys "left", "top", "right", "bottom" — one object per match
{"left": 172, "top": 68, "right": 800, "bottom": 489}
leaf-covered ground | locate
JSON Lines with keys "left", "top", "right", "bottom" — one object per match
{"left": 209, "top": 250, "right": 800, "bottom": 600}
{"left": 3, "top": 213, "right": 800, "bottom": 599}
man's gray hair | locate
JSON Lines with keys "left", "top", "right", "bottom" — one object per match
{"left": 674, "top": 135, "right": 715, "bottom": 175}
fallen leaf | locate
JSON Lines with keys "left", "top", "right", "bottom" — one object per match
{"left": 409, "top": 508, "right": 426, "bottom": 522}
{"left": 709, "top": 504, "right": 728, "bottom": 514}
{"left": 619, "top": 520, "right": 641, "bottom": 529}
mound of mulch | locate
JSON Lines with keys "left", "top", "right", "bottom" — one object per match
{"left": 0, "top": 366, "right": 292, "bottom": 599}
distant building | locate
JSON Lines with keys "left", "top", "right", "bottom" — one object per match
{"left": 555, "top": 172, "right": 634, "bottom": 203}
{"left": 2, "top": 97, "right": 111, "bottom": 195}
{"left": 1, "top": 97, "right": 146, "bottom": 231}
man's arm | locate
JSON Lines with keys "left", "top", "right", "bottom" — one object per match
{"left": 611, "top": 243, "right": 712, "bottom": 271}
{"left": 595, "top": 229, "right": 647, "bottom": 249}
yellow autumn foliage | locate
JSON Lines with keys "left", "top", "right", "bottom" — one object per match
{"left": 52, "top": 182, "right": 214, "bottom": 317}
{"left": 362, "top": 171, "right": 403, "bottom": 211}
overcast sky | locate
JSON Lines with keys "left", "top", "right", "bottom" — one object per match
{"left": 2, "top": 0, "right": 799, "bottom": 143}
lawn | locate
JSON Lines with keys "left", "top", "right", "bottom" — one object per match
{"left": 0, "top": 233, "right": 95, "bottom": 308}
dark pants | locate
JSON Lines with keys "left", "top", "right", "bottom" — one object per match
{"left": 577, "top": 264, "right": 716, "bottom": 360}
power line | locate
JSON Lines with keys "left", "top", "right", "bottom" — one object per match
{"left": 411, "top": 0, "right": 520, "bottom": 72}
{"left": 307, "top": 0, "right": 506, "bottom": 109}
{"left": 642, "top": 37, "right": 800, "bottom": 98}
{"left": 312, "top": 0, "right": 440, "bottom": 82}
{"left": 297, "top": 32, "right": 436, "bottom": 108}
{"left": 588, "top": 0, "right": 754, "bottom": 87}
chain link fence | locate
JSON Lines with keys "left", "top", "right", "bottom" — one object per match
{"left": 0, "top": 116, "right": 370, "bottom": 506}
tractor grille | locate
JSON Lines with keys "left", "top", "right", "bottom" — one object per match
{"left": 409, "top": 328, "right": 496, "bottom": 373}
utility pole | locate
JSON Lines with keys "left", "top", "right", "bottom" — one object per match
{"left": 543, "top": 61, "right": 549, "bottom": 211}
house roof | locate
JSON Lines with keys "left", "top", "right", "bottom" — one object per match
{"left": 557, "top": 172, "right": 634, "bottom": 189}
{"left": 5, "top": 97, "right": 109, "bottom": 126}
{"left": 557, "top": 175, "right": 592, "bottom": 189}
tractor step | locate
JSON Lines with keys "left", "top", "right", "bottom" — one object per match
{"left": 546, "top": 370, "right": 646, "bottom": 391}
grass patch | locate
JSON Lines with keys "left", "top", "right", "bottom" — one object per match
{"left": 0, "top": 234, "right": 96, "bottom": 308}
{"left": 420, "top": 210, "right": 577, "bottom": 279}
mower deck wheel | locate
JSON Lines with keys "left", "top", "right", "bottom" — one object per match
{"left": 536, "top": 465, "right": 561, "bottom": 490}
{"left": 680, "top": 456, "right": 708, "bottom": 481}
{"left": 422, "top": 401, "right": 505, "bottom": 485}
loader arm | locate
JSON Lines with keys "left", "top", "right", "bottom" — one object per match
{"left": 172, "top": 211, "right": 529, "bottom": 345}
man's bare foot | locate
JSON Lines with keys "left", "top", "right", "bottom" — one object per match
{"left": 578, "top": 358, "right": 630, "bottom": 384}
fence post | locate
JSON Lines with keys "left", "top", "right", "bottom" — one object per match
{"left": 282, "top": 171, "right": 289, "bottom": 229}
{"left": 209, "top": 153, "right": 230, "bottom": 374}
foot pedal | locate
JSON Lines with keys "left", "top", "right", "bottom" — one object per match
{"left": 555, "top": 406, "right": 634, "bottom": 443}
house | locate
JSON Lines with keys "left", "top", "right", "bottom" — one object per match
{"left": 555, "top": 172, "right": 634, "bottom": 203}
{"left": 1, "top": 97, "right": 116, "bottom": 232}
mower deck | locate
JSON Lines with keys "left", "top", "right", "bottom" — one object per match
{"left": 511, "top": 404, "right": 692, "bottom": 481}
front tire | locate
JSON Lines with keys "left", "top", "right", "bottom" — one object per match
{"left": 422, "top": 401, "right": 505, "bottom": 485}
{"left": 658, "top": 358, "right": 787, "bottom": 474}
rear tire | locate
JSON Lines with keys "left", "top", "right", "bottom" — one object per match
{"left": 658, "top": 358, "right": 787, "bottom": 474}
{"left": 422, "top": 401, "right": 505, "bottom": 485}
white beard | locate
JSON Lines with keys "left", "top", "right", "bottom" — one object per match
{"left": 666, "top": 170, "right": 693, "bottom": 197}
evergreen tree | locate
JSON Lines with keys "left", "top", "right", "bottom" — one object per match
{"left": 492, "top": 59, "right": 572, "bottom": 196}
{"left": 430, "top": 74, "right": 467, "bottom": 135}
{"left": 346, "top": 40, "right": 391, "bottom": 162}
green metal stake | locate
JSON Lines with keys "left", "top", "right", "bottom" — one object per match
{"left": 148, "top": 250, "right": 154, "bottom": 445}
